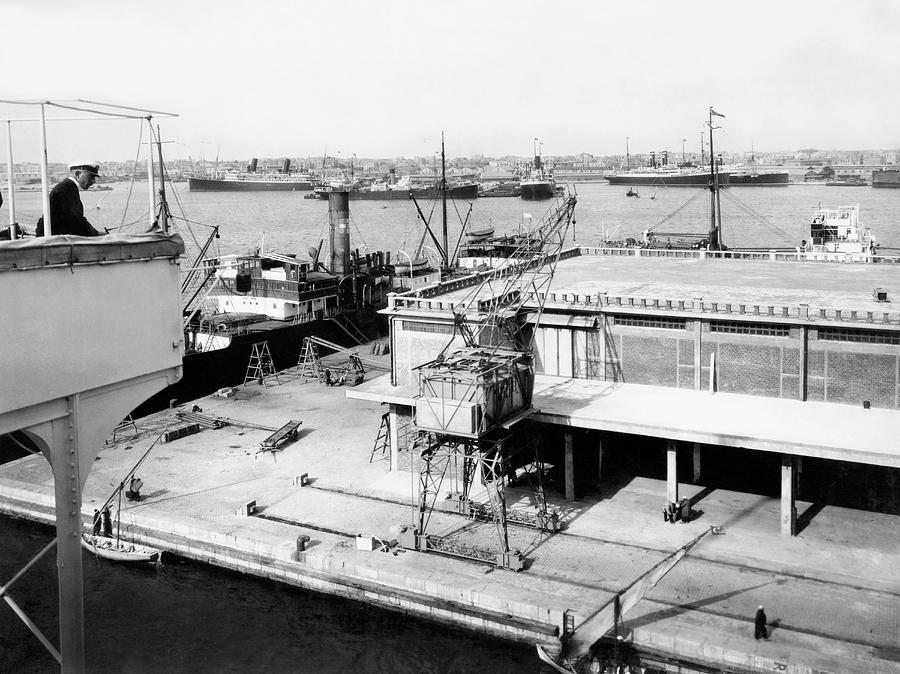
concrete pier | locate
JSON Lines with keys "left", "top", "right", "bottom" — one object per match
{"left": 1, "top": 370, "right": 899, "bottom": 673}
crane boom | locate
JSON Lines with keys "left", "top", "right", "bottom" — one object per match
{"left": 414, "top": 192, "right": 577, "bottom": 439}
{"left": 443, "top": 193, "right": 577, "bottom": 355}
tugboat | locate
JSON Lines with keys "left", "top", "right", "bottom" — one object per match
{"left": 802, "top": 204, "right": 878, "bottom": 262}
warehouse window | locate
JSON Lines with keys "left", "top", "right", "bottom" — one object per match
{"left": 818, "top": 327, "right": 900, "bottom": 345}
{"left": 613, "top": 315, "right": 687, "bottom": 330}
{"left": 710, "top": 321, "right": 790, "bottom": 337}
{"left": 401, "top": 320, "right": 454, "bottom": 335}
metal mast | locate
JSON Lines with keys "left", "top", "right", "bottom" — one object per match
{"left": 440, "top": 132, "right": 449, "bottom": 271}
{"left": 708, "top": 107, "right": 726, "bottom": 250}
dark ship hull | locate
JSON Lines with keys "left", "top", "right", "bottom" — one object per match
{"left": 520, "top": 180, "right": 556, "bottom": 200}
{"left": 333, "top": 183, "right": 479, "bottom": 200}
{"left": 727, "top": 172, "right": 790, "bottom": 186}
{"left": 872, "top": 169, "right": 900, "bottom": 188}
{"left": 132, "top": 307, "right": 386, "bottom": 418}
{"left": 606, "top": 171, "right": 789, "bottom": 186}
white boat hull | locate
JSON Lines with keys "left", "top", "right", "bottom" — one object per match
{"left": 82, "top": 534, "right": 161, "bottom": 564}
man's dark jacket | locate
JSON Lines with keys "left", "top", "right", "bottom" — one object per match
{"left": 35, "top": 178, "right": 102, "bottom": 236}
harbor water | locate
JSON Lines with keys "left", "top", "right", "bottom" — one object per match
{"left": 3, "top": 181, "right": 899, "bottom": 672}
{"left": 8, "top": 181, "right": 900, "bottom": 262}
{"left": 0, "top": 516, "right": 540, "bottom": 673}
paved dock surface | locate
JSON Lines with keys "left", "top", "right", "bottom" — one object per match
{"left": 1, "top": 366, "right": 899, "bottom": 673}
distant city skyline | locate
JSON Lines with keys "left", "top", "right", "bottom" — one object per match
{"left": 3, "top": 0, "right": 899, "bottom": 164}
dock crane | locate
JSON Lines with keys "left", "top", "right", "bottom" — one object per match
{"left": 398, "top": 193, "right": 578, "bottom": 570}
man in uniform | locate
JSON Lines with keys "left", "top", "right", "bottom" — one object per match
{"left": 35, "top": 161, "right": 106, "bottom": 237}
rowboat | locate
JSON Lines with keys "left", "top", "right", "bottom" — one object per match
{"left": 81, "top": 534, "right": 161, "bottom": 565}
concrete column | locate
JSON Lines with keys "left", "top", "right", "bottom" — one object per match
{"left": 692, "top": 443, "right": 702, "bottom": 483}
{"left": 799, "top": 324, "right": 808, "bottom": 401}
{"left": 781, "top": 456, "right": 797, "bottom": 536}
{"left": 597, "top": 435, "right": 604, "bottom": 488}
{"left": 565, "top": 431, "right": 575, "bottom": 501}
{"left": 666, "top": 439, "right": 678, "bottom": 504}
{"left": 693, "top": 319, "right": 702, "bottom": 390}
{"left": 388, "top": 405, "right": 400, "bottom": 473}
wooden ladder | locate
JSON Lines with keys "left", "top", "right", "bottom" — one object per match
{"left": 297, "top": 337, "right": 325, "bottom": 382}
{"left": 370, "top": 412, "right": 390, "bottom": 463}
{"left": 244, "top": 341, "right": 279, "bottom": 386}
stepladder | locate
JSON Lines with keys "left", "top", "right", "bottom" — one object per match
{"left": 244, "top": 341, "right": 279, "bottom": 386}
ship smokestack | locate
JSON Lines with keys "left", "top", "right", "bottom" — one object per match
{"left": 534, "top": 154, "right": 542, "bottom": 171}
{"left": 282, "top": 158, "right": 291, "bottom": 174}
{"left": 650, "top": 151, "right": 656, "bottom": 169}
{"left": 389, "top": 167, "right": 396, "bottom": 185}
{"left": 248, "top": 158, "right": 258, "bottom": 173}
{"left": 328, "top": 190, "right": 351, "bottom": 276}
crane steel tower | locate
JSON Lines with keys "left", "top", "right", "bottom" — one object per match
{"left": 398, "top": 194, "right": 578, "bottom": 570}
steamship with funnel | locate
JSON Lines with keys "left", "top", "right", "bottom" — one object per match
{"left": 133, "top": 190, "right": 406, "bottom": 416}
{"left": 520, "top": 140, "right": 557, "bottom": 200}
{"left": 189, "top": 158, "right": 316, "bottom": 191}
{"left": 605, "top": 150, "right": 788, "bottom": 186}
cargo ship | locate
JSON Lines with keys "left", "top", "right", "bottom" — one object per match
{"left": 520, "top": 140, "right": 557, "bottom": 200}
{"left": 133, "top": 192, "right": 392, "bottom": 417}
{"left": 315, "top": 175, "right": 479, "bottom": 201}
{"left": 606, "top": 166, "right": 789, "bottom": 186}
{"left": 872, "top": 168, "right": 900, "bottom": 188}
{"left": 188, "top": 158, "right": 316, "bottom": 191}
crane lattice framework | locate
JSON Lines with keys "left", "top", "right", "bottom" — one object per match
{"left": 399, "top": 194, "right": 577, "bottom": 570}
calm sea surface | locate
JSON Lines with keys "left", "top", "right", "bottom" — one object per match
{"left": 8, "top": 180, "right": 900, "bottom": 262}
{"left": 3, "top": 181, "right": 900, "bottom": 672}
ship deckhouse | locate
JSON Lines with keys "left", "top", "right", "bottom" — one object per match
{"left": 207, "top": 254, "right": 339, "bottom": 321}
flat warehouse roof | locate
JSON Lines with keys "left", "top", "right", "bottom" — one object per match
{"left": 547, "top": 254, "right": 900, "bottom": 314}
{"left": 430, "top": 253, "right": 900, "bottom": 316}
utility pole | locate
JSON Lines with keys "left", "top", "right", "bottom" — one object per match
{"left": 626, "top": 137, "right": 630, "bottom": 170}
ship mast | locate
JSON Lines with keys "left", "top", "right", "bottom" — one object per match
{"left": 440, "top": 131, "right": 449, "bottom": 271}
{"left": 154, "top": 123, "right": 169, "bottom": 232}
{"left": 707, "top": 107, "right": 725, "bottom": 250}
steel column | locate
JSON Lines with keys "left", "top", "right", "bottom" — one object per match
{"left": 52, "top": 395, "right": 85, "bottom": 673}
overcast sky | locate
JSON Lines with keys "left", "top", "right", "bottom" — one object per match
{"left": 3, "top": 0, "right": 899, "bottom": 163}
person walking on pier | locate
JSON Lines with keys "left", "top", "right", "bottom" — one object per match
{"left": 754, "top": 605, "right": 768, "bottom": 640}
{"left": 91, "top": 509, "right": 101, "bottom": 536}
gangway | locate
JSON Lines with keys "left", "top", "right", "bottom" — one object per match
{"left": 304, "top": 335, "right": 390, "bottom": 371}
{"left": 538, "top": 527, "right": 717, "bottom": 671}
